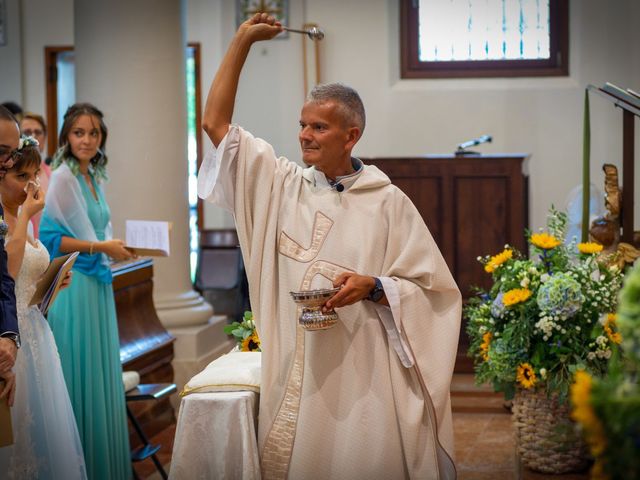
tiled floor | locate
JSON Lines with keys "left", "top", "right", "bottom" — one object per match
{"left": 453, "top": 412, "right": 590, "bottom": 480}
{"left": 135, "top": 386, "right": 591, "bottom": 479}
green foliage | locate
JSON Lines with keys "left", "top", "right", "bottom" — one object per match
{"left": 223, "top": 311, "right": 261, "bottom": 351}
{"left": 580, "top": 262, "right": 640, "bottom": 479}
{"left": 465, "top": 207, "right": 624, "bottom": 401}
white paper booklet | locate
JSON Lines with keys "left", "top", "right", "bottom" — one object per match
{"left": 125, "top": 220, "right": 171, "bottom": 257}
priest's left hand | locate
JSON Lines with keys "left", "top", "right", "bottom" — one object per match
{"left": 324, "top": 272, "right": 376, "bottom": 310}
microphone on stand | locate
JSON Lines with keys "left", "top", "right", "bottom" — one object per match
{"left": 455, "top": 135, "right": 492, "bottom": 155}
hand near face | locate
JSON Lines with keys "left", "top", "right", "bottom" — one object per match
{"left": 0, "top": 370, "right": 16, "bottom": 407}
{"left": 22, "top": 181, "right": 45, "bottom": 219}
{"left": 240, "top": 13, "right": 283, "bottom": 43}
{"left": 0, "top": 337, "right": 17, "bottom": 372}
{"left": 324, "top": 272, "right": 376, "bottom": 311}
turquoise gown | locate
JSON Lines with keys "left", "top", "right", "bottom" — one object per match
{"left": 40, "top": 172, "right": 131, "bottom": 480}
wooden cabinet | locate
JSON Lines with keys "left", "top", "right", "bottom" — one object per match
{"left": 112, "top": 258, "right": 176, "bottom": 440}
{"left": 362, "top": 154, "right": 529, "bottom": 371}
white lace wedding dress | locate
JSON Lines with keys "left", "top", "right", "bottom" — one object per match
{"left": 0, "top": 238, "right": 87, "bottom": 479}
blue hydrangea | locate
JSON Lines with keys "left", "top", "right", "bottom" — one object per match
{"left": 491, "top": 292, "right": 506, "bottom": 318}
{"left": 536, "top": 272, "right": 584, "bottom": 319}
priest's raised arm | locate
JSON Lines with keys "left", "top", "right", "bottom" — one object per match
{"left": 202, "top": 13, "right": 282, "bottom": 147}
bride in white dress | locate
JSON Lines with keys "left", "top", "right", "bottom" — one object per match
{"left": 0, "top": 140, "right": 86, "bottom": 479}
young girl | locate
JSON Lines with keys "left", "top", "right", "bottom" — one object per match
{"left": 0, "top": 138, "right": 86, "bottom": 479}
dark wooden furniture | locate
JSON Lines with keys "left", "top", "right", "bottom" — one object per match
{"left": 362, "top": 154, "right": 529, "bottom": 371}
{"left": 112, "top": 259, "right": 176, "bottom": 442}
{"left": 196, "top": 229, "right": 250, "bottom": 322}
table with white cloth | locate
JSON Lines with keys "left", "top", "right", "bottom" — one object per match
{"left": 169, "top": 391, "right": 261, "bottom": 480}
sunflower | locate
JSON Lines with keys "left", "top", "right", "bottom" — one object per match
{"left": 516, "top": 363, "right": 537, "bottom": 389}
{"left": 603, "top": 313, "right": 622, "bottom": 344}
{"left": 484, "top": 249, "right": 513, "bottom": 273}
{"left": 578, "top": 242, "right": 604, "bottom": 255}
{"left": 530, "top": 232, "right": 561, "bottom": 249}
{"left": 241, "top": 333, "right": 261, "bottom": 352}
{"left": 480, "top": 332, "right": 492, "bottom": 361}
{"left": 570, "top": 370, "right": 607, "bottom": 457}
{"left": 502, "top": 288, "right": 532, "bottom": 306}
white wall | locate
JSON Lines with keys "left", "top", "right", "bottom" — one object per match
{"left": 20, "top": 0, "right": 74, "bottom": 114}
{"left": 3, "top": 0, "right": 638, "bottom": 234}
{"left": 0, "top": 0, "right": 23, "bottom": 104}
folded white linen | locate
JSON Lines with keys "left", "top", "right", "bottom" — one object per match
{"left": 182, "top": 351, "right": 261, "bottom": 395}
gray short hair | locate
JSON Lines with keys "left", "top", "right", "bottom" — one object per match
{"left": 306, "top": 83, "right": 366, "bottom": 133}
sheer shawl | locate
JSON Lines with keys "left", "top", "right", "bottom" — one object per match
{"left": 39, "top": 163, "right": 113, "bottom": 283}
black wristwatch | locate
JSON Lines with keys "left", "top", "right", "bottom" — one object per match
{"left": 367, "top": 277, "right": 384, "bottom": 303}
{"left": 2, "top": 333, "right": 21, "bottom": 349}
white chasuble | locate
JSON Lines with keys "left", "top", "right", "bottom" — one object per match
{"left": 198, "top": 126, "right": 462, "bottom": 480}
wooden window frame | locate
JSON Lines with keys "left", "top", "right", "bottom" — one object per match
{"left": 44, "top": 45, "right": 74, "bottom": 155}
{"left": 187, "top": 42, "right": 204, "bottom": 232}
{"left": 400, "top": 0, "right": 569, "bottom": 79}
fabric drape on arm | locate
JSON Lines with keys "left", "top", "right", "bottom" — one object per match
{"left": 39, "top": 163, "right": 112, "bottom": 283}
{"left": 380, "top": 190, "right": 462, "bottom": 479}
{"left": 198, "top": 125, "right": 300, "bottom": 329}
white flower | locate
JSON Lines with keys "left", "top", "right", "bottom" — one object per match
{"left": 539, "top": 368, "right": 547, "bottom": 379}
{"left": 596, "top": 335, "right": 608, "bottom": 347}
{"left": 540, "top": 273, "right": 550, "bottom": 283}
{"left": 520, "top": 278, "right": 530, "bottom": 288}
{"left": 587, "top": 352, "right": 596, "bottom": 360}
{"left": 18, "top": 135, "right": 39, "bottom": 150}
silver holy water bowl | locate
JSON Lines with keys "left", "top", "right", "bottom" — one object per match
{"left": 289, "top": 287, "right": 340, "bottom": 331}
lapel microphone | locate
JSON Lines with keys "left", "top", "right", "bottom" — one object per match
{"left": 329, "top": 180, "right": 344, "bottom": 192}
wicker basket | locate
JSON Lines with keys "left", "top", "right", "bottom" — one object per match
{"left": 512, "top": 388, "right": 590, "bottom": 474}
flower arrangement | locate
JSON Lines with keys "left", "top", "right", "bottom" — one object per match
{"left": 223, "top": 311, "right": 261, "bottom": 352}
{"left": 570, "top": 261, "right": 640, "bottom": 480}
{"left": 466, "top": 207, "right": 625, "bottom": 400}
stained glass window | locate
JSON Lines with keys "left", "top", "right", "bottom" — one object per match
{"left": 401, "top": 0, "right": 568, "bottom": 78}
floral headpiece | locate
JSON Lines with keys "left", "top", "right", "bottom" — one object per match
{"left": 0, "top": 136, "right": 41, "bottom": 181}
{"left": 18, "top": 135, "right": 39, "bottom": 150}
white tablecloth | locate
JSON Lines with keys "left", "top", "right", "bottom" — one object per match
{"left": 169, "top": 391, "right": 261, "bottom": 480}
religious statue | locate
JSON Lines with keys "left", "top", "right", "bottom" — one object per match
{"left": 590, "top": 163, "right": 640, "bottom": 267}
{"left": 589, "top": 164, "right": 621, "bottom": 249}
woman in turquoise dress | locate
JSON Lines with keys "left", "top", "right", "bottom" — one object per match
{"left": 39, "top": 103, "right": 134, "bottom": 480}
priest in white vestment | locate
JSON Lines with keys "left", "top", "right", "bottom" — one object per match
{"left": 197, "top": 13, "right": 462, "bottom": 480}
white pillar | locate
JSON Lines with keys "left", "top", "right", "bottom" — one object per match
{"left": 74, "top": 0, "right": 233, "bottom": 391}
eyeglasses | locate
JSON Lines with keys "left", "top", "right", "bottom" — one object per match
{"left": 22, "top": 129, "right": 44, "bottom": 137}
{"left": 0, "top": 147, "right": 21, "bottom": 162}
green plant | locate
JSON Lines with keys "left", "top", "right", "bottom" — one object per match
{"left": 570, "top": 261, "right": 640, "bottom": 480}
{"left": 223, "top": 311, "right": 261, "bottom": 352}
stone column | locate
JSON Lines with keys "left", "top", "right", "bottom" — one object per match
{"left": 74, "top": 0, "right": 233, "bottom": 392}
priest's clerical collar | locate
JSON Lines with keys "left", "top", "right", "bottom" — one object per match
{"left": 307, "top": 157, "right": 362, "bottom": 191}
{"left": 334, "top": 157, "right": 363, "bottom": 183}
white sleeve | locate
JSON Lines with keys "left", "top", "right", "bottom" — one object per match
{"left": 197, "top": 125, "right": 241, "bottom": 212}
{"left": 373, "top": 276, "right": 416, "bottom": 368}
